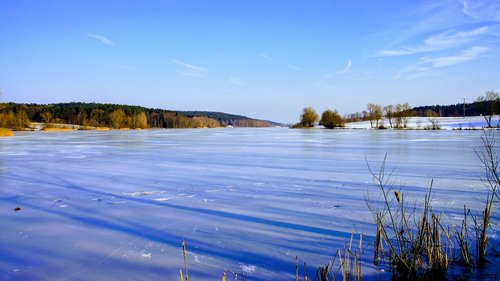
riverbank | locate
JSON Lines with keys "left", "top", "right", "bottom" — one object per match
{"left": 11, "top": 116, "right": 496, "bottom": 133}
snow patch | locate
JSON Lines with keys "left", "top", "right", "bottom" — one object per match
{"left": 123, "top": 191, "right": 164, "bottom": 196}
{"left": 205, "top": 189, "right": 223, "bottom": 193}
{"left": 239, "top": 264, "right": 256, "bottom": 274}
{"left": 154, "top": 197, "right": 175, "bottom": 201}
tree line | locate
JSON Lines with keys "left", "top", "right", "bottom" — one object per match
{"left": 0, "top": 102, "right": 274, "bottom": 130}
{"left": 294, "top": 91, "right": 500, "bottom": 129}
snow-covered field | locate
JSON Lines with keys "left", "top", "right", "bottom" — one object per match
{"left": 346, "top": 115, "right": 495, "bottom": 129}
{"left": 0, "top": 128, "right": 498, "bottom": 280}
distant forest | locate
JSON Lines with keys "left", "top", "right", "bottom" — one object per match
{"left": 0, "top": 102, "right": 276, "bottom": 130}
{"left": 412, "top": 100, "right": 500, "bottom": 117}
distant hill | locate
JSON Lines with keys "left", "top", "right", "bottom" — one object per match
{"left": 179, "top": 110, "right": 282, "bottom": 127}
{"left": 0, "top": 102, "right": 281, "bottom": 130}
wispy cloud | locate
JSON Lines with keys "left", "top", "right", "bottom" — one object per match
{"left": 379, "top": 26, "right": 492, "bottom": 57}
{"left": 422, "top": 46, "right": 488, "bottom": 67}
{"left": 260, "top": 53, "right": 300, "bottom": 71}
{"left": 460, "top": 0, "right": 500, "bottom": 21}
{"left": 340, "top": 59, "right": 352, "bottom": 73}
{"left": 172, "top": 59, "right": 207, "bottom": 77}
{"left": 396, "top": 46, "right": 488, "bottom": 79}
{"left": 260, "top": 53, "right": 275, "bottom": 62}
{"left": 228, "top": 78, "right": 246, "bottom": 86}
{"left": 285, "top": 63, "right": 300, "bottom": 71}
{"left": 87, "top": 33, "right": 114, "bottom": 45}
{"left": 172, "top": 59, "right": 206, "bottom": 71}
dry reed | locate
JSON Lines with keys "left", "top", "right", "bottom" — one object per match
{"left": 365, "top": 131, "right": 499, "bottom": 280}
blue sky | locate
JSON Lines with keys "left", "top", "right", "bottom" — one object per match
{"left": 1, "top": 0, "right": 499, "bottom": 123}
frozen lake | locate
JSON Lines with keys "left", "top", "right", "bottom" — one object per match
{"left": 0, "top": 128, "right": 498, "bottom": 280}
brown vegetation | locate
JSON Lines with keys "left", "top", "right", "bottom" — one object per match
{"left": 43, "top": 127, "right": 75, "bottom": 132}
{"left": 293, "top": 107, "right": 319, "bottom": 128}
{"left": 0, "top": 128, "right": 14, "bottom": 136}
{"left": 0, "top": 110, "right": 30, "bottom": 130}
{"left": 320, "top": 109, "right": 345, "bottom": 129}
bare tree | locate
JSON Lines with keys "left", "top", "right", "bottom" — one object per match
{"left": 476, "top": 91, "right": 499, "bottom": 128}
{"left": 394, "top": 103, "right": 412, "bottom": 128}
{"left": 425, "top": 109, "right": 440, "bottom": 129}
{"left": 384, "top": 105, "right": 395, "bottom": 128}
{"left": 366, "top": 103, "right": 383, "bottom": 128}
{"left": 474, "top": 131, "right": 499, "bottom": 265}
{"left": 109, "top": 109, "right": 126, "bottom": 129}
{"left": 40, "top": 111, "right": 52, "bottom": 123}
{"left": 400, "top": 103, "right": 412, "bottom": 128}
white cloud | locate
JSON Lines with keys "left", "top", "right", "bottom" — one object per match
{"left": 340, "top": 59, "right": 352, "bottom": 73}
{"left": 172, "top": 59, "right": 206, "bottom": 71}
{"left": 424, "top": 26, "right": 491, "bottom": 48}
{"left": 423, "top": 46, "right": 488, "bottom": 67}
{"left": 87, "top": 33, "right": 114, "bottom": 45}
{"left": 461, "top": 0, "right": 500, "bottom": 21}
{"left": 396, "top": 46, "right": 488, "bottom": 79}
{"left": 379, "top": 26, "right": 492, "bottom": 57}
{"left": 172, "top": 59, "right": 207, "bottom": 77}
{"left": 285, "top": 63, "right": 300, "bottom": 71}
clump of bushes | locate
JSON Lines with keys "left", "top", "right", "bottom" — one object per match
{"left": 320, "top": 109, "right": 345, "bottom": 129}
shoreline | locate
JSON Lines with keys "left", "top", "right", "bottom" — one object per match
{"left": 3, "top": 116, "right": 498, "bottom": 134}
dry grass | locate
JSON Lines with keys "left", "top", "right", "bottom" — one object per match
{"left": 473, "top": 131, "right": 499, "bottom": 267}
{"left": 179, "top": 241, "right": 247, "bottom": 281}
{"left": 0, "top": 128, "right": 14, "bottom": 137}
{"left": 81, "top": 126, "right": 111, "bottom": 131}
{"left": 365, "top": 158, "right": 456, "bottom": 280}
{"left": 296, "top": 231, "right": 363, "bottom": 281}
{"left": 180, "top": 240, "right": 189, "bottom": 281}
{"left": 43, "top": 127, "right": 74, "bottom": 132}
{"left": 365, "top": 132, "right": 499, "bottom": 280}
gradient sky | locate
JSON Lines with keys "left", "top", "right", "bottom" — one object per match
{"left": 1, "top": 0, "right": 499, "bottom": 123}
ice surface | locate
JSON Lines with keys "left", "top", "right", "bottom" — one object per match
{"left": 0, "top": 128, "right": 498, "bottom": 280}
